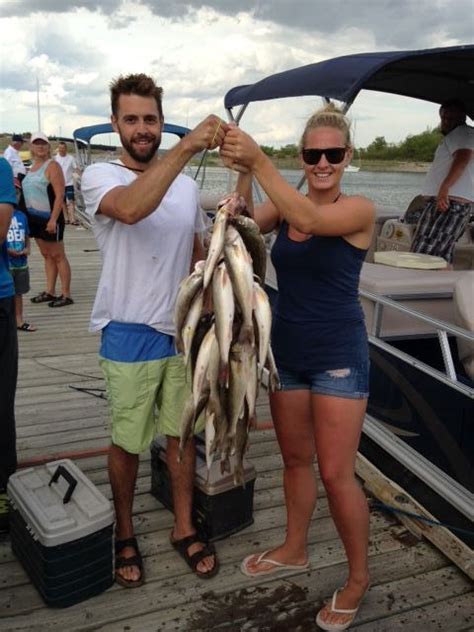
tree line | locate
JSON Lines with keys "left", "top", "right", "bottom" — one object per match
{"left": 258, "top": 127, "right": 441, "bottom": 162}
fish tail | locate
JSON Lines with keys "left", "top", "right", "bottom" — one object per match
{"left": 220, "top": 455, "right": 231, "bottom": 475}
{"left": 218, "top": 360, "right": 229, "bottom": 388}
{"left": 233, "top": 464, "right": 245, "bottom": 488}
{"left": 270, "top": 369, "right": 281, "bottom": 392}
{"left": 238, "top": 323, "right": 254, "bottom": 346}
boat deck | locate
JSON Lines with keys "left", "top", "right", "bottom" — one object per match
{"left": 1, "top": 227, "right": 473, "bottom": 631}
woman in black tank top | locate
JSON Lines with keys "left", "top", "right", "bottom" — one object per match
{"left": 221, "top": 105, "right": 375, "bottom": 631}
{"left": 23, "top": 133, "right": 74, "bottom": 307}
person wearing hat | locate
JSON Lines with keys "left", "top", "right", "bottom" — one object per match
{"left": 22, "top": 131, "right": 74, "bottom": 307}
{"left": 3, "top": 134, "right": 26, "bottom": 180}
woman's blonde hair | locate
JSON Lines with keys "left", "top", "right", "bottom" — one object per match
{"left": 299, "top": 103, "right": 352, "bottom": 151}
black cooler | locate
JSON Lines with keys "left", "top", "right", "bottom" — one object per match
{"left": 7, "top": 459, "right": 115, "bottom": 608}
{"left": 150, "top": 436, "right": 256, "bottom": 541}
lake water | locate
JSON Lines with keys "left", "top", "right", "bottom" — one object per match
{"left": 192, "top": 166, "right": 426, "bottom": 215}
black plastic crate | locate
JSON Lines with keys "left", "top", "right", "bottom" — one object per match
{"left": 150, "top": 437, "right": 256, "bottom": 541}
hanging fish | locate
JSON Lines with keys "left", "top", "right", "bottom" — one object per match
{"left": 175, "top": 191, "right": 279, "bottom": 481}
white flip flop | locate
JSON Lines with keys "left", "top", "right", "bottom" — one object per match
{"left": 315, "top": 587, "right": 364, "bottom": 631}
{"left": 240, "top": 550, "right": 309, "bottom": 577}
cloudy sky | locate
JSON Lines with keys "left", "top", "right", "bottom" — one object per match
{"left": 1, "top": 0, "right": 472, "bottom": 149}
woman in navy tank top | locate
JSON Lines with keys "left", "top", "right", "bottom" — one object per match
{"left": 221, "top": 105, "right": 375, "bottom": 631}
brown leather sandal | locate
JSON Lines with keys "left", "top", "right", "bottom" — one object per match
{"left": 170, "top": 533, "right": 219, "bottom": 579}
{"left": 115, "top": 536, "right": 145, "bottom": 588}
{"left": 30, "top": 291, "right": 56, "bottom": 304}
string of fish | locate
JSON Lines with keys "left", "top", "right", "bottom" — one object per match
{"left": 174, "top": 192, "right": 280, "bottom": 485}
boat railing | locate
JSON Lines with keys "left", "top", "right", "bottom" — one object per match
{"left": 361, "top": 288, "right": 474, "bottom": 398}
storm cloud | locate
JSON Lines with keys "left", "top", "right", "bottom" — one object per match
{"left": 0, "top": 0, "right": 470, "bottom": 145}
{"left": 4, "top": 0, "right": 472, "bottom": 47}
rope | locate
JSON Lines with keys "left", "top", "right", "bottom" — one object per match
{"left": 32, "top": 358, "right": 103, "bottom": 381}
{"left": 210, "top": 121, "right": 222, "bottom": 146}
{"left": 371, "top": 500, "right": 474, "bottom": 538}
{"left": 68, "top": 385, "right": 107, "bottom": 400}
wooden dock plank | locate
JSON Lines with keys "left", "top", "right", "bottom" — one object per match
{"left": 1, "top": 225, "right": 471, "bottom": 631}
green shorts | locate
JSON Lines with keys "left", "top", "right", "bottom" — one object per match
{"left": 99, "top": 321, "right": 203, "bottom": 454}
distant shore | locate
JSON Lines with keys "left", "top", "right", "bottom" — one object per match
{"left": 355, "top": 160, "right": 430, "bottom": 173}
{"left": 0, "top": 134, "right": 430, "bottom": 174}
{"left": 193, "top": 156, "right": 431, "bottom": 173}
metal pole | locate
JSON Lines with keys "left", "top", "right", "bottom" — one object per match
{"left": 36, "top": 75, "right": 42, "bottom": 131}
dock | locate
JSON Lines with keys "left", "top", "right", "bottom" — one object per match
{"left": 1, "top": 226, "right": 473, "bottom": 631}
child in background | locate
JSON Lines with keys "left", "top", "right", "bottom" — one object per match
{"left": 6, "top": 179, "right": 36, "bottom": 332}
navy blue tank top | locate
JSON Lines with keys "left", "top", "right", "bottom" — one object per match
{"left": 271, "top": 220, "right": 368, "bottom": 372}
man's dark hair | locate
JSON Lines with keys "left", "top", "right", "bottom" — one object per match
{"left": 58, "top": 141, "right": 67, "bottom": 147}
{"left": 440, "top": 99, "right": 467, "bottom": 113}
{"left": 110, "top": 73, "right": 164, "bottom": 119}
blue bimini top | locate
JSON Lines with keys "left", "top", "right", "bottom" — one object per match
{"left": 270, "top": 220, "right": 368, "bottom": 372}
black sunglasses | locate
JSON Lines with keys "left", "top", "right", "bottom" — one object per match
{"left": 302, "top": 147, "right": 347, "bottom": 165}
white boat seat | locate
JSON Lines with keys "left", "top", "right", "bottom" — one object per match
{"left": 372, "top": 196, "right": 424, "bottom": 258}
{"left": 452, "top": 273, "right": 474, "bottom": 381}
{"left": 374, "top": 251, "right": 447, "bottom": 269}
{"left": 360, "top": 262, "right": 467, "bottom": 338}
{"left": 376, "top": 218, "right": 474, "bottom": 270}
{"left": 402, "top": 194, "right": 428, "bottom": 224}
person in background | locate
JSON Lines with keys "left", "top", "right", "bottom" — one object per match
{"left": 81, "top": 73, "right": 228, "bottom": 588}
{"left": 22, "top": 131, "right": 74, "bottom": 308}
{"left": 7, "top": 178, "right": 36, "bottom": 332}
{"left": 0, "top": 158, "right": 18, "bottom": 533}
{"left": 411, "top": 99, "right": 473, "bottom": 264}
{"left": 55, "top": 142, "right": 80, "bottom": 226}
{"left": 221, "top": 104, "right": 375, "bottom": 631}
{"left": 3, "top": 134, "right": 27, "bottom": 181}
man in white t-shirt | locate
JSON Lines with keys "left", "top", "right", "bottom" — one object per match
{"left": 411, "top": 99, "right": 473, "bottom": 263}
{"left": 55, "top": 142, "right": 79, "bottom": 225}
{"left": 81, "top": 73, "right": 228, "bottom": 588}
{"left": 3, "top": 134, "right": 27, "bottom": 180}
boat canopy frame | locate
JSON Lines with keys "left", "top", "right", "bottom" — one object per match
{"left": 73, "top": 122, "right": 190, "bottom": 170}
{"left": 224, "top": 44, "right": 474, "bottom": 197}
{"left": 224, "top": 44, "right": 474, "bottom": 125}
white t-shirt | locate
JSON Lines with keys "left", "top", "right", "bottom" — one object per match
{"left": 422, "top": 124, "right": 474, "bottom": 201}
{"left": 3, "top": 145, "right": 26, "bottom": 177}
{"left": 81, "top": 160, "right": 207, "bottom": 335}
{"left": 55, "top": 154, "right": 77, "bottom": 186}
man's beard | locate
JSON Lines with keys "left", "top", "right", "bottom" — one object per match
{"left": 120, "top": 133, "right": 161, "bottom": 164}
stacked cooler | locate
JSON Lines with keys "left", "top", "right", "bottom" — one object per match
{"left": 151, "top": 436, "right": 256, "bottom": 541}
{"left": 8, "top": 459, "right": 115, "bottom": 607}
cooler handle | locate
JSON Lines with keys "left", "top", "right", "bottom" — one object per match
{"left": 48, "top": 465, "right": 78, "bottom": 504}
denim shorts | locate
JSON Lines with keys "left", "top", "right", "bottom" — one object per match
{"left": 64, "top": 185, "right": 75, "bottom": 201}
{"left": 278, "top": 361, "right": 369, "bottom": 399}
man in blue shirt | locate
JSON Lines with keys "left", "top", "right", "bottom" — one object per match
{"left": 0, "top": 157, "right": 18, "bottom": 532}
